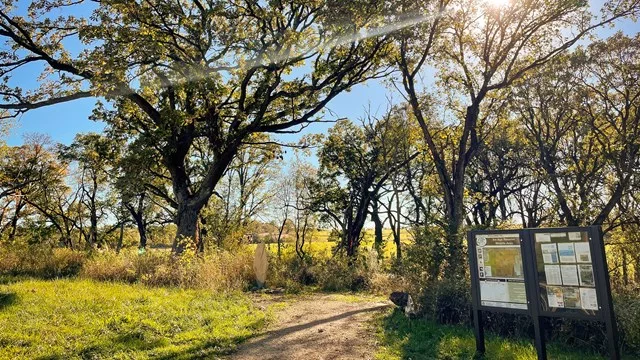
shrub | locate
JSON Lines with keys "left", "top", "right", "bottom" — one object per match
{"left": 417, "top": 278, "right": 472, "bottom": 325}
{"left": 369, "top": 272, "right": 409, "bottom": 295}
{"left": 313, "top": 252, "right": 376, "bottom": 292}
{"left": 267, "top": 243, "right": 316, "bottom": 289}
{"left": 614, "top": 288, "right": 640, "bottom": 355}
{"left": 266, "top": 245, "right": 384, "bottom": 293}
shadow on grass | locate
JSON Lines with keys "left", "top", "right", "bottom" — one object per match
{"left": 34, "top": 316, "right": 267, "bottom": 360}
{"left": 0, "top": 292, "right": 17, "bottom": 310}
{"left": 376, "top": 309, "right": 616, "bottom": 360}
{"left": 0, "top": 275, "right": 24, "bottom": 285}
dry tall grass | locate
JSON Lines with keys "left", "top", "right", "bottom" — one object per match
{"left": 81, "top": 248, "right": 255, "bottom": 292}
{"left": 0, "top": 244, "right": 255, "bottom": 292}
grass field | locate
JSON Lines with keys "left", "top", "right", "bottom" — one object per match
{"left": 373, "top": 309, "right": 632, "bottom": 360}
{"left": 249, "top": 228, "right": 413, "bottom": 261}
{"left": 0, "top": 278, "right": 269, "bottom": 360}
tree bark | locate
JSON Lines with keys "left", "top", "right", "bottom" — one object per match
{"left": 370, "top": 197, "right": 384, "bottom": 256}
{"left": 173, "top": 203, "right": 200, "bottom": 254}
{"left": 8, "top": 197, "right": 25, "bottom": 241}
{"left": 276, "top": 217, "right": 287, "bottom": 259}
{"left": 116, "top": 222, "right": 124, "bottom": 254}
{"left": 136, "top": 217, "right": 148, "bottom": 249}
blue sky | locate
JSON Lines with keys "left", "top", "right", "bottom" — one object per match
{"left": 4, "top": 0, "right": 640, "bottom": 147}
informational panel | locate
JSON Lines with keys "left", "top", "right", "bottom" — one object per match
{"left": 468, "top": 226, "right": 619, "bottom": 360}
{"left": 475, "top": 233, "right": 528, "bottom": 310}
{"left": 533, "top": 230, "right": 599, "bottom": 315}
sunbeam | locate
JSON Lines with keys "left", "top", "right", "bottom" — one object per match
{"left": 150, "top": 10, "right": 450, "bottom": 91}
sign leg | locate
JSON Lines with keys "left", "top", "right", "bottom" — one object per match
{"left": 605, "top": 317, "right": 621, "bottom": 360}
{"left": 473, "top": 309, "right": 485, "bottom": 355}
{"left": 605, "top": 304, "right": 620, "bottom": 360}
{"left": 533, "top": 317, "right": 547, "bottom": 360}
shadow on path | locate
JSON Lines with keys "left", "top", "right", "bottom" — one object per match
{"left": 254, "top": 304, "right": 389, "bottom": 345}
{"left": 229, "top": 299, "right": 391, "bottom": 360}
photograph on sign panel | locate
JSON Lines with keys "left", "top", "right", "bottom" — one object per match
{"left": 534, "top": 230, "right": 599, "bottom": 315}
{"left": 578, "top": 265, "right": 595, "bottom": 287}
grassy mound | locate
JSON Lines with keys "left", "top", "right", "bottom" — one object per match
{"left": 0, "top": 278, "right": 268, "bottom": 359}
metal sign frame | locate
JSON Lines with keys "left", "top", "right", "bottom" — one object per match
{"left": 467, "top": 226, "right": 619, "bottom": 360}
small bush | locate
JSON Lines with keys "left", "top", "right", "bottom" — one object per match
{"left": 312, "top": 252, "right": 378, "bottom": 292}
{"left": 266, "top": 245, "right": 383, "bottom": 293}
{"left": 615, "top": 288, "right": 640, "bottom": 355}
{"left": 267, "top": 244, "right": 316, "bottom": 289}
{"left": 369, "top": 272, "right": 409, "bottom": 295}
{"left": 418, "top": 278, "right": 471, "bottom": 325}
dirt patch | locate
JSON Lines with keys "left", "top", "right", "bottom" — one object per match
{"left": 229, "top": 294, "right": 390, "bottom": 360}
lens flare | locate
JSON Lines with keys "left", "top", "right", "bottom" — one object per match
{"left": 148, "top": 10, "right": 450, "bottom": 91}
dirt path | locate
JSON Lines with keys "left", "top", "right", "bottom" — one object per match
{"left": 229, "top": 294, "right": 391, "bottom": 360}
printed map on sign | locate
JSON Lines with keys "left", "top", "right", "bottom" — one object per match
{"left": 476, "top": 233, "right": 528, "bottom": 310}
{"left": 483, "top": 247, "right": 523, "bottom": 279}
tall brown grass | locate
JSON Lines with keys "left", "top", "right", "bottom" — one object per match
{"left": 0, "top": 244, "right": 255, "bottom": 292}
{"left": 0, "top": 245, "right": 85, "bottom": 278}
{"left": 80, "top": 248, "right": 255, "bottom": 292}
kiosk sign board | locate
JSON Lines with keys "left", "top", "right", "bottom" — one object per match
{"left": 467, "top": 226, "right": 619, "bottom": 360}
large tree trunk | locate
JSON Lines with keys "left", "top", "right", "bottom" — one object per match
{"left": 445, "top": 182, "right": 466, "bottom": 278}
{"left": 346, "top": 231, "right": 359, "bottom": 257}
{"left": 165, "top": 135, "right": 239, "bottom": 255}
{"left": 136, "top": 218, "right": 148, "bottom": 249}
{"left": 173, "top": 203, "right": 200, "bottom": 254}
{"left": 125, "top": 198, "right": 149, "bottom": 250}
{"left": 441, "top": 101, "right": 482, "bottom": 279}
{"left": 344, "top": 185, "right": 374, "bottom": 258}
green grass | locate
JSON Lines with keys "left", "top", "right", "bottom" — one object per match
{"left": 0, "top": 278, "right": 269, "bottom": 359}
{"left": 373, "top": 309, "right": 632, "bottom": 360}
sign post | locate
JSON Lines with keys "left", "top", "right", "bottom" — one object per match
{"left": 467, "top": 226, "right": 620, "bottom": 360}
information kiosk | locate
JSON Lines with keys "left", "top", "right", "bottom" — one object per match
{"left": 467, "top": 226, "right": 619, "bottom": 360}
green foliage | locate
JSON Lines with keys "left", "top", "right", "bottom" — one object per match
{"left": 0, "top": 278, "right": 268, "bottom": 359}
{"left": 399, "top": 226, "right": 447, "bottom": 283}
{"left": 401, "top": 277, "right": 640, "bottom": 357}
{"left": 313, "top": 254, "right": 375, "bottom": 292}
{"left": 614, "top": 289, "right": 640, "bottom": 355}
{"left": 420, "top": 278, "right": 472, "bottom": 326}
{"left": 372, "top": 309, "right": 629, "bottom": 360}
